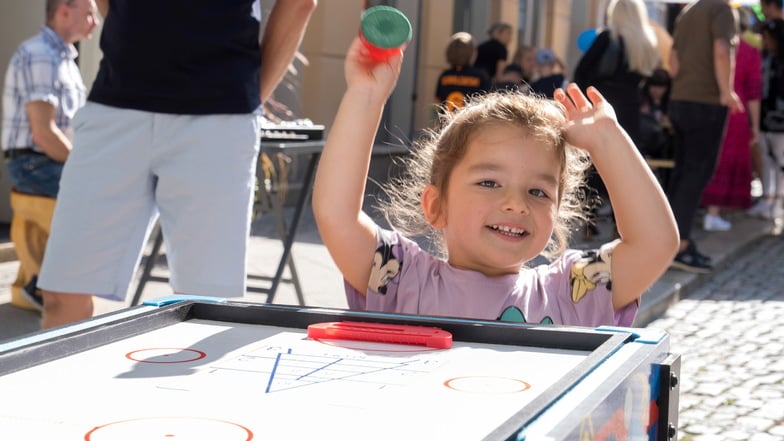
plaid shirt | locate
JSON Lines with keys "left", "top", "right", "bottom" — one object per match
{"left": 2, "top": 26, "right": 86, "bottom": 151}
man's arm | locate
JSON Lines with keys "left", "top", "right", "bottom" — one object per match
{"left": 493, "top": 59, "right": 507, "bottom": 83}
{"left": 259, "top": 0, "right": 317, "bottom": 103}
{"left": 669, "top": 48, "right": 679, "bottom": 77}
{"left": 748, "top": 98, "right": 761, "bottom": 144}
{"left": 26, "top": 101, "right": 71, "bottom": 163}
{"left": 713, "top": 39, "right": 743, "bottom": 113}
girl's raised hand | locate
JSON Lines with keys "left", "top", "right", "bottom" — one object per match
{"left": 553, "top": 83, "right": 620, "bottom": 154}
{"left": 344, "top": 37, "right": 403, "bottom": 103}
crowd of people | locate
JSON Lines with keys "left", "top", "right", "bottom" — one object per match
{"left": 434, "top": 0, "right": 784, "bottom": 275}
{"left": 3, "top": 0, "right": 782, "bottom": 331}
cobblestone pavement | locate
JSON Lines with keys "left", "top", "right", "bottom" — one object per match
{"left": 647, "top": 235, "right": 784, "bottom": 441}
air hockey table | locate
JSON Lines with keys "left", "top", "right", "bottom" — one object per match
{"left": 0, "top": 296, "right": 680, "bottom": 440}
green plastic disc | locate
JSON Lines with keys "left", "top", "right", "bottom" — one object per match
{"left": 360, "top": 6, "right": 412, "bottom": 49}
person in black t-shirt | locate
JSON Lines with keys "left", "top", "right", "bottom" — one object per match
{"left": 435, "top": 32, "right": 491, "bottom": 112}
{"left": 473, "top": 22, "right": 512, "bottom": 83}
{"left": 37, "top": 0, "right": 317, "bottom": 329}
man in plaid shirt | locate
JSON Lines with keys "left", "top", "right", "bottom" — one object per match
{"left": 1, "top": 0, "right": 99, "bottom": 312}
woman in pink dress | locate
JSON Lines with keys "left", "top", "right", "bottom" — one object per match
{"left": 700, "top": 36, "right": 762, "bottom": 231}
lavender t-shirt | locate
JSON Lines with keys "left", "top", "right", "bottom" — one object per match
{"left": 345, "top": 229, "right": 637, "bottom": 327}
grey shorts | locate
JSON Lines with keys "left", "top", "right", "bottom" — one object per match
{"left": 39, "top": 103, "right": 261, "bottom": 300}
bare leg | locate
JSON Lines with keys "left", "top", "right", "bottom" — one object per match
{"left": 41, "top": 290, "right": 94, "bottom": 329}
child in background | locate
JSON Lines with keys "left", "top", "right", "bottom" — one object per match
{"left": 313, "top": 37, "right": 678, "bottom": 327}
{"left": 491, "top": 64, "right": 529, "bottom": 93}
{"left": 434, "top": 32, "right": 491, "bottom": 112}
{"left": 529, "top": 48, "right": 566, "bottom": 98}
{"left": 508, "top": 44, "right": 538, "bottom": 84}
{"left": 639, "top": 68, "right": 673, "bottom": 159}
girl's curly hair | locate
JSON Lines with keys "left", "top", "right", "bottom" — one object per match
{"left": 379, "top": 91, "right": 592, "bottom": 261}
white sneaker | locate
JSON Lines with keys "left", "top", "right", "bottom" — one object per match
{"left": 703, "top": 214, "right": 732, "bottom": 232}
{"left": 773, "top": 205, "right": 784, "bottom": 220}
{"left": 747, "top": 200, "right": 773, "bottom": 219}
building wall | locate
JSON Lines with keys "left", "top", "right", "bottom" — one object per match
{"left": 299, "top": 2, "right": 361, "bottom": 132}
{"left": 0, "top": 0, "right": 610, "bottom": 221}
{"left": 413, "top": 1, "right": 456, "bottom": 133}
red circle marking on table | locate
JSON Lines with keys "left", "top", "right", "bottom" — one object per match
{"left": 125, "top": 348, "right": 206, "bottom": 363}
{"left": 84, "top": 416, "right": 253, "bottom": 441}
{"left": 444, "top": 376, "right": 531, "bottom": 394}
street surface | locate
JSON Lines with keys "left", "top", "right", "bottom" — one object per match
{"left": 648, "top": 235, "right": 784, "bottom": 441}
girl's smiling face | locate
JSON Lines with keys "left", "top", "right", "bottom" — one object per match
{"left": 424, "top": 124, "right": 562, "bottom": 276}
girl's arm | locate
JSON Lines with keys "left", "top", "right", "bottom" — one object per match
{"left": 555, "top": 84, "right": 679, "bottom": 310}
{"left": 312, "top": 38, "right": 403, "bottom": 294}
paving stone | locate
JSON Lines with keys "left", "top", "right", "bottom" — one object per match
{"left": 749, "top": 432, "right": 781, "bottom": 441}
{"left": 723, "top": 430, "right": 757, "bottom": 441}
{"left": 684, "top": 424, "right": 723, "bottom": 435}
{"left": 692, "top": 383, "right": 730, "bottom": 397}
{"left": 737, "top": 416, "right": 775, "bottom": 432}
{"left": 648, "top": 235, "right": 784, "bottom": 441}
{"left": 769, "top": 424, "right": 784, "bottom": 437}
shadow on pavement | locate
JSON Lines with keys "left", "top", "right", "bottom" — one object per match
{"left": 0, "top": 304, "right": 40, "bottom": 341}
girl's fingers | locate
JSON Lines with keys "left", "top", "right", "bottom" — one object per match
{"left": 553, "top": 88, "right": 574, "bottom": 112}
{"left": 585, "top": 86, "right": 606, "bottom": 106}
{"left": 566, "top": 83, "right": 591, "bottom": 112}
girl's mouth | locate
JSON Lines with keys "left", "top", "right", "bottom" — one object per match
{"left": 488, "top": 224, "right": 527, "bottom": 237}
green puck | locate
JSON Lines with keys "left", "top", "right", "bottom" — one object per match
{"left": 360, "top": 6, "right": 412, "bottom": 49}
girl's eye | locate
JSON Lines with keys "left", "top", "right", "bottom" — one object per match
{"left": 529, "top": 188, "right": 549, "bottom": 198}
{"left": 478, "top": 180, "right": 499, "bottom": 188}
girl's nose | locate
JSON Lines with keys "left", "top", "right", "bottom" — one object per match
{"left": 502, "top": 191, "right": 529, "bottom": 214}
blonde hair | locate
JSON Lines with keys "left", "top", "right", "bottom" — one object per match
{"left": 380, "top": 91, "right": 591, "bottom": 260}
{"left": 607, "top": 0, "right": 660, "bottom": 76}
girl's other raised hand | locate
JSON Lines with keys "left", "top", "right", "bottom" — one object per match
{"left": 553, "top": 83, "right": 621, "bottom": 155}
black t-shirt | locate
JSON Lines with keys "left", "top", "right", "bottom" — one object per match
{"left": 473, "top": 39, "right": 507, "bottom": 79}
{"left": 761, "top": 54, "right": 784, "bottom": 132}
{"left": 435, "top": 66, "right": 491, "bottom": 111}
{"left": 89, "top": 0, "right": 261, "bottom": 114}
{"left": 529, "top": 74, "right": 565, "bottom": 99}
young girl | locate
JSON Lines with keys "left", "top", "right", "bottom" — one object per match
{"left": 313, "top": 37, "right": 679, "bottom": 327}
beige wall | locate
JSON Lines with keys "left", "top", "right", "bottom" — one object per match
{"left": 414, "top": 1, "right": 456, "bottom": 132}
{"left": 299, "top": 2, "right": 363, "bottom": 131}
{"left": 0, "top": 0, "right": 599, "bottom": 224}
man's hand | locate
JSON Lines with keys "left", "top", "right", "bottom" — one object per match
{"left": 26, "top": 101, "right": 71, "bottom": 163}
{"left": 721, "top": 90, "right": 744, "bottom": 114}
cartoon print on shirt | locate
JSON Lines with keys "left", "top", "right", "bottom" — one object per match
{"left": 368, "top": 229, "right": 400, "bottom": 295}
{"left": 570, "top": 241, "right": 617, "bottom": 303}
{"left": 498, "top": 306, "right": 554, "bottom": 324}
